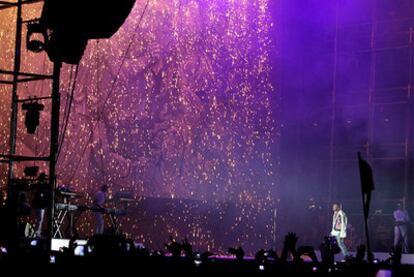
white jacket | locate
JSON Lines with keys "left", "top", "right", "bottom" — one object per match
{"left": 331, "top": 210, "right": 347, "bottom": 238}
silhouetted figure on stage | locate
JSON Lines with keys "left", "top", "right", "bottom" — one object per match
{"left": 330, "top": 203, "right": 348, "bottom": 257}
{"left": 393, "top": 202, "right": 410, "bottom": 253}
{"left": 93, "top": 184, "right": 108, "bottom": 234}
{"left": 32, "top": 173, "right": 49, "bottom": 238}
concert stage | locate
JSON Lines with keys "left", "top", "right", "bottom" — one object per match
{"left": 0, "top": 1, "right": 413, "bottom": 273}
{"left": 50, "top": 238, "right": 414, "bottom": 266}
{"left": 332, "top": 252, "right": 414, "bottom": 266}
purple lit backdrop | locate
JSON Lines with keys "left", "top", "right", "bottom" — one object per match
{"left": 0, "top": 1, "right": 277, "bottom": 253}
{"left": 0, "top": 0, "right": 413, "bottom": 254}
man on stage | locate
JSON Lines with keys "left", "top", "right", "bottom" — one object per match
{"left": 32, "top": 173, "right": 49, "bottom": 238}
{"left": 93, "top": 184, "right": 109, "bottom": 235}
{"left": 330, "top": 203, "right": 349, "bottom": 257}
{"left": 393, "top": 202, "right": 410, "bottom": 253}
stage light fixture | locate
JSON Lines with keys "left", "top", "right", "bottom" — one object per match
{"left": 24, "top": 166, "right": 39, "bottom": 177}
{"left": 22, "top": 102, "right": 45, "bottom": 134}
{"left": 26, "top": 23, "right": 48, "bottom": 53}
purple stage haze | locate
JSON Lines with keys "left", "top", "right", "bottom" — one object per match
{"left": 277, "top": 0, "right": 414, "bottom": 251}
{"left": 0, "top": 0, "right": 413, "bottom": 254}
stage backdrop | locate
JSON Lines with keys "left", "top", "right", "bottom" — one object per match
{"left": 0, "top": 0, "right": 277, "bottom": 253}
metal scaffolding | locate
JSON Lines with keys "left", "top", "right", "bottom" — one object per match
{"left": 277, "top": 0, "right": 414, "bottom": 250}
{"left": 328, "top": 0, "right": 414, "bottom": 250}
{"left": 0, "top": 0, "right": 61, "bottom": 251}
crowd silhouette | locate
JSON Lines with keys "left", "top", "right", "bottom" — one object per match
{"left": 0, "top": 230, "right": 411, "bottom": 277}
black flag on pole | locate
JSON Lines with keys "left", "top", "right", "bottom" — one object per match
{"left": 357, "top": 152, "right": 375, "bottom": 260}
{"left": 357, "top": 152, "right": 375, "bottom": 219}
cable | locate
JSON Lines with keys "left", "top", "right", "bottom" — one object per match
{"left": 56, "top": 64, "right": 79, "bottom": 161}
{"left": 58, "top": 66, "right": 74, "bottom": 147}
{"left": 58, "top": 65, "right": 75, "bottom": 141}
{"left": 66, "top": 0, "right": 151, "bottom": 183}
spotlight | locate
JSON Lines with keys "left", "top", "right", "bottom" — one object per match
{"left": 26, "top": 23, "right": 48, "bottom": 53}
{"left": 22, "top": 102, "right": 44, "bottom": 134}
{"left": 30, "top": 239, "right": 38, "bottom": 246}
{"left": 24, "top": 166, "right": 39, "bottom": 177}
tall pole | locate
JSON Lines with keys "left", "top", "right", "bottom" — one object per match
{"left": 272, "top": 206, "right": 277, "bottom": 245}
{"left": 362, "top": 195, "right": 370, "bottom": 250}
{"left": 47, "top": 61, "right": 61, "bottom": 251}
{"left": 327, "top": 0, "right": 340, "bottom": 204}
{"left": 6, "top": 0, "right": 23, "bottom": 250}
{"left": 361, "top": 192, "right": 372, "bottom": 260}
{"left": 358, "top": 152, "right": 374, "bottom": 262}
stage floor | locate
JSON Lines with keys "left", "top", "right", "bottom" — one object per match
{"left": 329, "top": 251, "right": 414, "bottom": 265}
{"left": 51, "top": 239, "right": 414, "bottom": 265}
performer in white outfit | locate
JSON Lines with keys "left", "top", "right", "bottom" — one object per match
{"left": 393, "top": 202, "right": 410, "bottom": 253}
{"left": 330, "top": 203, "right": 349, "bottom": 257}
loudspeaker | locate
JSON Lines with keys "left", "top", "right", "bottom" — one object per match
{"left": 40, "top": 0, "right": 136, "bottom": 64}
